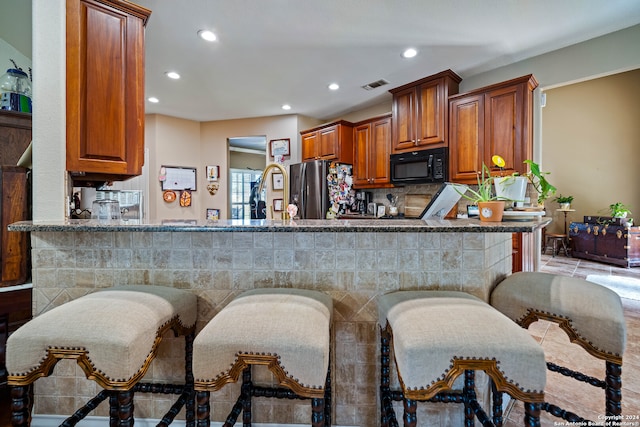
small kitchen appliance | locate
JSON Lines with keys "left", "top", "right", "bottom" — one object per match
{"left": 390, "top": 147, "right": 447, "bottom": 185}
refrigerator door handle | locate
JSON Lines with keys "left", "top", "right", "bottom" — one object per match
{"left": 299, "top": 162, "right": 307, "bottom": 218}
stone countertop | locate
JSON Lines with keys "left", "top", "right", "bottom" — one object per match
{"left": 8, "top": 217, "right": 551, "bottom": 233}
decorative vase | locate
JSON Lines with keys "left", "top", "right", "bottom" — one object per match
{"left": 477, "top": 201, "right": 505, "bottom": 222}
{"left": 560, "top": 203, "right": 571, "bottom": 210}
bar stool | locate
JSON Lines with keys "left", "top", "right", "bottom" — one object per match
{"left": 491, "top": 272, "right": 626, "bottom": 424}
{"left": 542, "top": 233, "right": 569, "bottom": 257}
{"left": 7, "top": 285, "right": 197, "bottom": 427}
{"left": 378, "top": 290, "right": 546, "bottom": 427}
{"left": 192, "top": 288, "right": 332, "bottom": 427}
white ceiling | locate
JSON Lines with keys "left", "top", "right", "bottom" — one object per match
{"left": 136, "top": 0, "right": 640, "bottom": 123}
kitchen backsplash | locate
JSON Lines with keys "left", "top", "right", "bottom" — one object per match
{"left": 369, "top": 183, "right": 538, "bottom": 217}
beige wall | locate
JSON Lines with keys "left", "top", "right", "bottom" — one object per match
{"left": 146, "top": 114, "right": 203, "bottom": 221}
{"left": 144, "top": 114, "right": 305, "bottom": 220}
{"left": 542, "top": 69, "right": 640, "bottom": 233}
{"left": 336, "top": 100, "right": 392, "bottom": 123}
{"left": 229, "top": 151, "right": 266, "bottom": 170}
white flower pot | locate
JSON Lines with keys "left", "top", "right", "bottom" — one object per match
{"left": 494, "top": 176, "right": 528, "bottom": 204}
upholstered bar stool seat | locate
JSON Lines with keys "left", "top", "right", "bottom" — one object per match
{"left": 379, "top": 291, "right": 546, "bottom": 427}
{"left": 7, "top": 285, "right": 198, "bottom": 427}
{"left": 491, "top": 272, "right": 627, "bottom": 423}
{"left": 193, "top": 288, "right": 332, "bottom": 427}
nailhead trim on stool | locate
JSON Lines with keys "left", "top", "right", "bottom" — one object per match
{"left": 378, "top": 291, "right": 546, "bottom": 427}
{"left": 192, "top": 288, "right": 332, "bottom": 427}
{"left": 491, "top": 271, "right": 627, "bottom": 424}
{"left": 7, "top": 285, "right": 197, "bottom": 427}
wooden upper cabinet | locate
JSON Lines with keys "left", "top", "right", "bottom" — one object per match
{"left": 66, "top": 0, "right": 151, "bottom": 183}
{"left": 390, "top": 70, "right": 461, "bottom": 154}
{"left": 353, "top": 114, "right": 392, "bottom": 188}
{"left": 301, "top": 131, "right": 319, "bottom": 162}
{"left": 300, "top": 121, "right": 354, "bottom": 164}
{"left": 449, "top": 74, "right": 538, "bottom": 184}
{"left": 449, "top": 93, "right": 484, "bottom": 183}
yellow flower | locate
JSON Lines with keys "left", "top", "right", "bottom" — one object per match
{"left": 492, "top": 155, "right": 506, "bottom": 168}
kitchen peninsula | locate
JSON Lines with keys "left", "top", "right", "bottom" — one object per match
{"left": 9, "top": 217, "right": 549, "bottom": 426}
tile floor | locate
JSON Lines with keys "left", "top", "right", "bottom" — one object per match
{"left": 1, "top": 253, "right": 639, "bottom": 426}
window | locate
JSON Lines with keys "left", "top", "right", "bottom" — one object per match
{"left": 230, "top": 169, "right": 264, "bottom": 219}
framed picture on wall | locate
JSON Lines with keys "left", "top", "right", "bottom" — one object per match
{"left": 269, "top": 139, "right": 290, "bottom": 157}
{"left": 273, "top": 199, "right": 284, "bottom": 212}
{"left": 272, "top": 173, "right": 284, "bottom": 190}
{"left": 206, "top": 165, "right": 220, "bottom": 181}
{"left": 206, "top": 208, "right": 220, "bottom": 220}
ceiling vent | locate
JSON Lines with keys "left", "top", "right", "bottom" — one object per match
{"left": 361, "top": 79, "right": 389, "bottom": 91}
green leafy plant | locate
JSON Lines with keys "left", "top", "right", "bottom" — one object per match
{"left": 609, "top": 202, "right": 632, "bottom": 218}
{"left": 457, "top": 163, "right": 500, "bottom": 203}
{"left": 553, "top": 195, "right": 574, "bottom": 204}
{"left": 523, "top": 160, "right": 556, "bottom": 205}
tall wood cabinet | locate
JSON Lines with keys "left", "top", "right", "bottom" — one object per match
{"left": 0, "top": 111, "right": 32, "bottom": 387}
{"left": 66, "top": 0, "right": 151, "bottom": 184}
{"left": 449, "top": 75, "right": 538, "bottom": 183}
{"left": 301, "top": 121, "right": 354, "bottom": 164}
{"left": 353, "top": 114, "right": 392, "bottom": 188}
{"left": 389, "top": 69, "right": 461, "bottom": 154}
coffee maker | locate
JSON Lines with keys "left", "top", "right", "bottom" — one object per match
{"left": 352, "top": 191, "right": 371, "bottom": 215}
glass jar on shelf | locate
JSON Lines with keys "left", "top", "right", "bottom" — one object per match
{"left": 0, "top": 67, "right": 32, "bottom": 113}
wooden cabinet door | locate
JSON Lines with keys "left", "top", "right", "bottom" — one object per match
{"left": 416, "top": 78, "right": 445, "bottom": 147}
{"left": 66, "top": 0, "right": 150, "bottom": 180}
{"left": 353, "top": 123, "right": 370, "bottom": 186}
{"left": 449, "top": 93, "right": 484, "bottom": 183}
{"left": 0, "top": 167, "right": 28, "bottom": 287}
{"left": 319, "top": 125, "right": 338, "bottom": 159}
{"left": 483, "top": 83, "right": 525, "bottom": 176}
{"left": 301, "top": 121, "right": 354, "bottom": 164}
{"left": 369, "top": 116, "right": 391, "bottom": 184}
{"left": 353, "top": 116, "right": 391, "bottom": 187}
{"left": 301, "top": 131, "right": 318, "bottom": 161}
{"left": 391, "top": 86, "right": 417, "bottom": 152}
{"left": 391, "top": 70, "right": 460, "bottom": 154}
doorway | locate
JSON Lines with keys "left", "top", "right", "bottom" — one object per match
{"left": 228, "top": 136, "right": 267, "bottom": 219}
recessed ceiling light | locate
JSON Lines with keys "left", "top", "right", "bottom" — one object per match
{"left": 328, "top": 83, "right": 340, "bottom": 91}
{"left": 148, "top": 97, "right": 159, "bottom": 103}
{"left": 402, "top": 48, "right": 418, "bottom": 59}
{"left": 281, "top": 104, "right": 291, "bottom": 110}
{"left": 165, "top": 71, "right": 180, "bottom": 80}
{"left": 198, "top": 30, "right": 217, "bottom": 42}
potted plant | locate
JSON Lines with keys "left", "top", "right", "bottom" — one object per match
{"left": 609, "top": 202, "right": 632, "bottom": 218}
{"left": 554, "top": 195, "right": 574, "bottom": 210}
{"left": 523, "top": 160, "right": 556, "bottom": 207}
{"left": 457, "top": 163, "right": 506, "bottom": 222}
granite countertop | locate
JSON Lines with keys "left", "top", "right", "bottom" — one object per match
{"left": 8, "top": 217, "right": 551, "bottom": 233}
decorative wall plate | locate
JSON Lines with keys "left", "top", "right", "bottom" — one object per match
{"left": 180, "top": 190, "right": 192, "bottom": 207}
{"left": 163, "top": 190, "right": 176, "bottom": 203}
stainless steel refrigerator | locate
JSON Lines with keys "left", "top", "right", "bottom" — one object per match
{"left": 289, "top": 160, "right": 353, "bottom": 219}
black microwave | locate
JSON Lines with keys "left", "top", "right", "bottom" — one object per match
{"left": 390, "top": 147, "right": 447, "bottom": 184}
